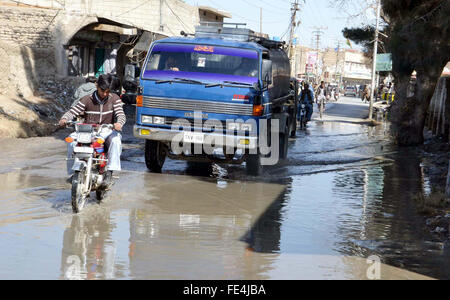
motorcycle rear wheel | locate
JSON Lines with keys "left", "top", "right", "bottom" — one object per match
{"left": 71, "top": 170, "right": 88, "bottom": 213}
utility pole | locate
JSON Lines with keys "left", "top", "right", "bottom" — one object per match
{"left": 288, "top": 0, "right": 300, "bottom": 62}
{"left": 159, "top": 0, "right": 165, "bottom": 32}
{"left": 334, "top": 41, "right": 343, "bottom": 87}
{"left": 369, "top": 0, "right": 381, "bottom": 121}
{"left": 260, "top": 7, "right": 263, "bottom": 34}
{"left": 312, "top": 26, "right": 326, "bottom": 83}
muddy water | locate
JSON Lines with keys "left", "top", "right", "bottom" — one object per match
{"left": 0, "top": 98, "right": 448, "bottom": 279}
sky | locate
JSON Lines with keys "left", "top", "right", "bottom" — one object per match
{"left": 184, "top": 0, "right": 376, "bottom": 50}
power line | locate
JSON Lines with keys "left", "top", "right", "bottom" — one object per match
{"left": 206, "top": 0, "right": 284, "bottom": 24}
{"left": 164, "top": 0, "right": 191, "bottom": 32}
{"left": 115, "top": 0, "right": 151, "bottom": 18}
{"left": 257, "top": 0, "right": 289, "bottom": 14}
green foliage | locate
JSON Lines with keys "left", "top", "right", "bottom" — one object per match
{"left": 343, "top": 0, "right": 450, "bottom": 77}
{"left": 343, "top": 0, "right": 450, "bottom": 145}
{"left": 342, "top": 26, "right": 375, "bottom": 52}
{"left": 382, "top": 0, "right": 450, "bottom": 77}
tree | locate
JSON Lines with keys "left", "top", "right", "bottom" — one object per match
{"left": 342, "top": 26, "right": 389, "bottom": 59}
{"left": 340, "top": 0, "right": 450, "bottom": 146}
{"left": 384, "top": 0, "right": 450, "bottom": 145}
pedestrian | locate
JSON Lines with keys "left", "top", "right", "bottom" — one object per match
{"left": 72, "top": 76, "right": 97, "bottom": 108}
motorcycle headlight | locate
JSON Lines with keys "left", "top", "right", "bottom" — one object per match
{"left": 77, "top": 132, "right": 92, "bottom": 144}
{"left": 301, "top": 104, "right": 306, "bottom": 108}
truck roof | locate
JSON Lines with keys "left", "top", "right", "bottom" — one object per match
{"left": 154, "top": 37, "right": 268, "bottom": 52}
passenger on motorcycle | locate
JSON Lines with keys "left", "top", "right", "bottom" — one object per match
{"left": 298, "top": 82, "right": 314, "bottom": 122}
{"left": 59, "top": 74, "right": 126, "bottom": 187}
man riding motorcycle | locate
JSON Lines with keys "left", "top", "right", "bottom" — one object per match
{"left": 298, "top": 82, "right": 314, "bottom": 124}
{"left": 316, "top": 81, "right": 328, "bottom": 108}
{"left": 59, "top": 74, "right": 126, "bottom": 187}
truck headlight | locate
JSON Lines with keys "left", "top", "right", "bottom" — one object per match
{"left": 153, "top": 116, "right": 166, "bottom": 125}
{"left": 141, "top": 115, "right": 153, "bottom": 124}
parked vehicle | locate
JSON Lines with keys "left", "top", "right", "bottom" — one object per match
{"left": 121, "top": 79, "right": 139, "bottom": 105}
{"left": 344, "top": 86, "right": 357, "bottom": 97}
{"left": 121, "top": 64, "right": 140, "bottom": 105}
{"left": 65, "top": 122, "right": 113, "bottom": 213}
{"left": 134, "top": 24, "right": 298, "bottom": 175}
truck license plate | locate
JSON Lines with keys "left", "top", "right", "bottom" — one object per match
{"left": 183, "top": 132, "right": 204, "bottom": 144}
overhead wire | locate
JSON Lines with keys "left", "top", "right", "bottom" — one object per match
{"left": 206, "top": 0, "right": 286, "bottom": 24}
{"left": 165, "top": 0, "right": 191, "bottom": 32}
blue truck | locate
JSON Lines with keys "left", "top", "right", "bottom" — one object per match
{"left": 134, "top": 24, "right": 298, "bottom": 175}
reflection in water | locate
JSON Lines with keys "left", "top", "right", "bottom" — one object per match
{"left": 117, "top": 173, "right": 287, "bottom": 279}
{"left": 60, "top": 211, "right": 120, "bottom": 280}
{"left": 241, "top": 122, "right": 449, "bottom": 279}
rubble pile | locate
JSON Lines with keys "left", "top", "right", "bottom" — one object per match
{"left": 33, "top": 78, "right": 81, "bottom": 119}
{"left": 0, "top": 76, "right": 83, "bottom": 138}
{"left": 0, "top": 40, "right": 83, "bottom": 138}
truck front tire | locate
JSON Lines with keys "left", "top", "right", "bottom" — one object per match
{"left": 246, "top": 152, "right": 262, "bottom": 176}
{"left": 279, "top": 122, "right": 289, "bottom": 160}
{"left": 145, "top": 140, "right": 167, "bottom": 173}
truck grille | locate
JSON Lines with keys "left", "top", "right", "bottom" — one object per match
{"left": 142, "top": 96, "right": 254, "bottom": 116}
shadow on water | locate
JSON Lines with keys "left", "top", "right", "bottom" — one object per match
{"left": 240, "top": 187, "right": 289, "bottom": 253}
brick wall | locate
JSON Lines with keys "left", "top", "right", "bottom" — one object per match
{"left": 63, "top": 0, "right": 199, "bottom": 36}
{"left": 0, "top": 0, "right": 213, "bottom": 77}
{"left": 1, "top": 0, "right": 201, "bottom": 36}
{"left": 0, "top": 5, "right": 58, "bottom": 49}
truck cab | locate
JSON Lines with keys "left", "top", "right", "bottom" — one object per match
{"left": 134, "top": 25, "right": 298, "bottom": 175}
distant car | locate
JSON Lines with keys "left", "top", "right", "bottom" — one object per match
{"left": 344, "top": 86, "right": 357, "bottom": 97}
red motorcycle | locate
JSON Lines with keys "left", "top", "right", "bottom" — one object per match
{"left": 65, "top": 122, "right": 113, "bottom": 213}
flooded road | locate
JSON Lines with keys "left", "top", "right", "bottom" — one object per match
{"left": 0, "top": 97, "right": 447, "bottom": 280}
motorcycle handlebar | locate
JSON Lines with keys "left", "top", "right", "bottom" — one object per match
{"left": 57, "top": 121, "right": 115, "bottom": 131}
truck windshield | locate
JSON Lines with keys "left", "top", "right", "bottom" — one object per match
{"left": 143, "top": 43, "right": 260, "bottom": 84}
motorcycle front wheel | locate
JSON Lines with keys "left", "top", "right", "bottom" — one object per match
{"left": 96, "top": 188, "right": 106, "bottom": 203}
{"left": 71, "top": 170, "right": 88, "bottom": 213}
{"left": 301, "top": 113, "right": 307, "bottom": 130}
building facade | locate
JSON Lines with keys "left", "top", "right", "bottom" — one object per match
{"left": 341, "top": 50, "right": 372, "bottom": 86}
{"left": 0, "top": 0, "right": 230, "bottom": 79}
{"left": 291, "top": 44, "right": 371, "bottom": 86}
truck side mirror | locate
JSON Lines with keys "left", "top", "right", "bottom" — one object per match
{"left": 262, "top": 59, "right": 272, "bottom": 89}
